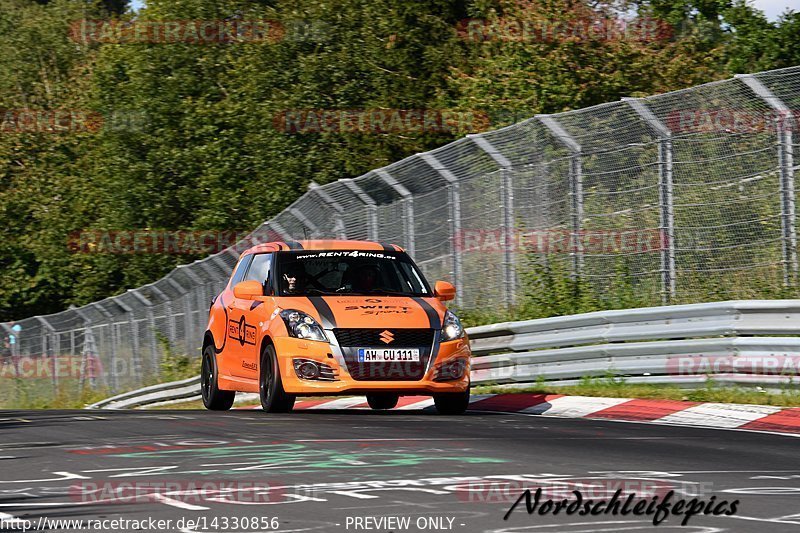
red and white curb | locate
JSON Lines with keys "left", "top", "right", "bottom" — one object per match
{"left": 242, "top": 393, "right": 800, "bottom": 436}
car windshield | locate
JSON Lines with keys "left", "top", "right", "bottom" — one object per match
{"left": 274, "top": 250, "right": 431, "bottom": 297}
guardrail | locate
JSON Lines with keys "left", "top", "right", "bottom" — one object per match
{"left": 88, "top": 299, "right": 800, "bottom": 408}
{"left": 470, "top": 299, "right": 800, "bottom": 388}
{"left": 87, "top": 375, "right": 201, "bottom": 409}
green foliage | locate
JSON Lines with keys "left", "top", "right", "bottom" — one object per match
{"left": 155, "top": 332, "right": 196, "bottom": 382}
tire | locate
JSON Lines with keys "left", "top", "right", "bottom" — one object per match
{"left": 433, "top": 388, "right": 470, "bottom": 415}
{"left": 260, "top": 344, "right": 295, "bottom": 413}
{"left": 201, "top": 344, "right": 235, "bottom": 411}
{"left": 366, "top": 393, "right": 399, "bottom": 410}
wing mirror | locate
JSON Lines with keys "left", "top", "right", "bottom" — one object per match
{"left": 434, "top": 280, "right": 456, "bottom": 301}
{"left": 233, "top": 280, "right": 263, "bottom": 300}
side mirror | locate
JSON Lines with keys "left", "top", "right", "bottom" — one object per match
{"left": 233, "top": 280, "right": 263, "bottom": 300}
{"left": 434, "top": 280, "right": 456, "bottom": 301}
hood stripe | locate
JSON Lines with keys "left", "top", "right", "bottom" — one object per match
{"left": 307, "top": 296, "right": 337, "bottom": 329}
{"left": 411, "top": 297, "right": 441, "bottom": 330}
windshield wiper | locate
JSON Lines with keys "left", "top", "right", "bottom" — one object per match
{"left": 301, "top": 288, "right": 337, "bottom": 296}
{"left": 362, "top": 289, "right": 414, "bottom": 297}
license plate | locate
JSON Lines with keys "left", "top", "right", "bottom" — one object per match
{"left": 357, "top": 348, "right": 420, "bottom": 362}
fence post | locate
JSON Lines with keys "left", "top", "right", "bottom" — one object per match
{"left": 178, "top": 265, "right": 205, "bottom": 356}
{"left": 309, "top": 181, "right": 347, "bottom": 238}
{"left": 166, "top": 279, "right": 188, "bottom": 357}
{"left": 290, "top": 207, "right": 320, "bottom": 239}
{"left": 211, "top": 254, "right": 233, "bottom": 277}
{"left": 35, "top": 317, "right": 57, "bottom": 395}
{"left": 145, "top": 285, "right": 171, "bottom": 376}
{"left": 537, "top": 115, "right": 584, "bottom": 278}
{"left": 71, "top": 306, "right": 99, "bottom": 390}
{"left": 737, "top": 74, "right": 798, "bottom": 286}
{"left": 420, "top": 153, "right": 463, "bottom": 304}
{"left": 468, "top": 134, "right": 516, "bottom": 307}
{"left": 199, "top": 260, "right": 225, "bottom": 303}
{"left": 166, "top": 277, "right": 189, "bottom": 355}
{"left": 111, "top": 297, "right": 138, "bottom": 386}
{"left": 342, "top": 178, "right": 379, "bottom": 240}
{"left": 375, "top": 169, "right": 415, "bottom": 255}
{"left": 623, "top": 97, "right": 677, "bottom": 303}
{"left": 128, "top": 290, "right": 158, "bottom": 376}
{"left": 91, "top": 302, "right": 117, "bottom": 392}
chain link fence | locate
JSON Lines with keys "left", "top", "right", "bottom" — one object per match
{"left": 2, "top": 65, "right": 800, "bottom": 403}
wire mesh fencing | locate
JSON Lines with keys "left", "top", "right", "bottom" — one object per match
{"left": 2, "top": 65, "right": 800, "bottom": 403}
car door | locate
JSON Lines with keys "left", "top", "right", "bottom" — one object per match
{"left": 215, "top": 254, "right": 251, "bottom": 380}
{"left": 228, "top": 253, "right": 273, "bottom": 379}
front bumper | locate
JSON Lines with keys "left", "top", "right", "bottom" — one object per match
{"left": 273, "top": 335, "right": 471, "bottom": 395}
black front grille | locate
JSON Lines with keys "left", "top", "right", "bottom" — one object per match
{"left": 334, "top": 328, "right": 434, "bottom": 347}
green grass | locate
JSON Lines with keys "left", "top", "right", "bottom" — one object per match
{"left": 0, "top": 378, "right": 110, "bottom": 409}
{"left": 473, "top": 376, "right": 800, "bottom": 407}
{"left": 0, "top": 350, "right": 200, "bottom": 410}
{"left": 147, "top": 399, "right": 208, "bottom": 410}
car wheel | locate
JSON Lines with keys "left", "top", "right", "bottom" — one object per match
{"left": 201, "top": 344, "right": 235, "bottom": 411}
{"left": 433, "top": 388, "right": 470, "bottom": 415}
{"left": 260, "top": 344, "right": 295, "bottom": 413}
{"left": 366, "top": 393, "right": 399, "bottom": 410}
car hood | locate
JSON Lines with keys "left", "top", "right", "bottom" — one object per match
{"left": 276, "top": 295, "right": 445, "bottom": 330}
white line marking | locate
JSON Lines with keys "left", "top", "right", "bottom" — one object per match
{"left": 307, "top": 397, "right": 367, "bottom": 409}
{"left": 294, "top": 437, "right": 488, "bottom": 442}
{"left": 520, "top": 396, "right": 630, "bottom": 417}
{"left": 150, "top": 493, "right": 208, "bottom": 510}
{"left": 655, "top": 402, "right": 781, "bottom": 428}
{"left": 489, "top": 409, "right": 800, "bottom": 438}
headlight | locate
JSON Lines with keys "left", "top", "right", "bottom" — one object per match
{"left": 280, "top": 309, "right": 327, "bottom": 342}
{"left": 440, "top": 310, "right": 464, "bottom": 342}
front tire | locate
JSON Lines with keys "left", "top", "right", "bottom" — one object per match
{"left": 201, "top": 344, "right": 235, "bottom": 411}
{"left": 433, "top": 388, "right": 470, "bottom": 415}
{"left": 260, "top": 344, "right": 295, "bottom": 413}
{"left": 366, "top": 393, "right": 399, "bottom": 410}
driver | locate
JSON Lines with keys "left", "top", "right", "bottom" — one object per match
{"left": 282, "top": 264, "right": 307, "bottom": 294}
{"left": 353, "top": 264, "right": 379, "bottom": 292}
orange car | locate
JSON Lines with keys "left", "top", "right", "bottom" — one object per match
{"left": 201, "top": 240, "right": 472, "bottom": 414}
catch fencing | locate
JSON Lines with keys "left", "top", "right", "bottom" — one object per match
{"left": 2, "top": 65, "right": 800, "bottom": 401}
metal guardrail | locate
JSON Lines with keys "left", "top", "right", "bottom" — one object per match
{"left": 89, "top": 299, "right": 800, "bottom": 409}
{"left": 87, "top": 375, "right": 200, "bottom": 409}
{"left": 470, "top": 299, "right": 800, "bottom": 387}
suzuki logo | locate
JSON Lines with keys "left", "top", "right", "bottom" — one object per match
{"left": 379, "top": 330, "right": 395, "bottom": 344}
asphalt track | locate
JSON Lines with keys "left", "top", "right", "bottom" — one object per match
{"left": 1, "top": 408, "right": 799, "bottom": 532}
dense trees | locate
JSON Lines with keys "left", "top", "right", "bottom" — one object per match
{"left": 0, "top": 0, "right": 798, "bottom": 320}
